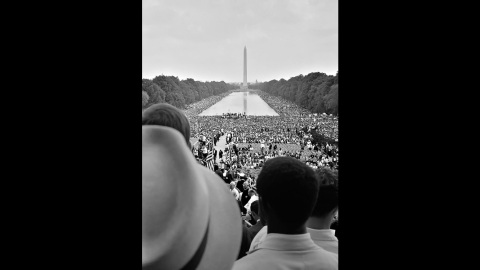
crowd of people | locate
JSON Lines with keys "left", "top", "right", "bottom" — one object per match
{"left": 184, "top": 90, "right": 339, "bottom": 178}
{"left": 183, "top": 91, "right": 231, "bottom": 119}
{"left": 142, "top": 102, "right": 338, "bottom": 270}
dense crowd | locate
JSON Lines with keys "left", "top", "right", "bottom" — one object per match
{"left": 185, "top": 90, "right": 339, "bottom": 178}
{"left": 183, "top": 91, "right": 231, "bottom": 119}
{"left": 142, "top": 102, "right": 338, "bottom": 270}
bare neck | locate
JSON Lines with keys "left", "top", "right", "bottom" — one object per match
{"left": 267, "top": 216, "right": 307, "bottom": 235}
{"left": 306, "top": 215, "right": 333, "bottom": 230}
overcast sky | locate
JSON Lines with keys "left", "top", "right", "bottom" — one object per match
{"left": 142, "top": 0, "right": 337, "bottom": 83}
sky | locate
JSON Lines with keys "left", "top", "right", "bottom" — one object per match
{"left": 142, "top": 0, "right": 337, "bottom": 83}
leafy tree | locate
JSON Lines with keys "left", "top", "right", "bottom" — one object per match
{"left": 257, "top": 71, "right": 338, "bottom": 115}
{"left": 325, "top": 84, "right": 338, "bottom": 115}
{"left": 143, "top": 75, "right": 236, "bottom": 108}
{"left": 142, "top": 91, "right": 149, "bottom": 108}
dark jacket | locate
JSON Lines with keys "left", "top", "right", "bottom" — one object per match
{"left": 241, "top": 190, "right": 251, "bottom": 206}
{"left": 215, "top": 169, "right": 223, "bottom": 180}
{"left": 237, "top": 224, "right": 252, "bottom": 260}
{"left": 236, "top": 180, "right": 245, "bottom": 193}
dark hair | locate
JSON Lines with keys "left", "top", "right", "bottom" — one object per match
{"left": 316, "top": 167, "right": 338, "bottom": 187}
{"left": 142, "top": 103, "right": 191, "bottom": 147}
{"left": 250, "top": 200, "right": 259, "bottom": 216}
{"left": 310, "top": 185, "right": 338, "bottom": 218}
{"left": 256, "top": 157, "right": 319, "bottom": 228}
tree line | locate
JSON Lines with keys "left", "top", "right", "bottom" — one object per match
{"left": 142, "top": 75, "right": 237, "bottom": 109}
{"left": 257, "top": 71, "right": 338, "bottom": 116}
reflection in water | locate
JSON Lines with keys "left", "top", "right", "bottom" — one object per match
{"left": 199, "top": 92, "right": 279, "bottom": 116}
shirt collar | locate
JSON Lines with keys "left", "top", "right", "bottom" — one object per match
{"left": 254, "top": 233, "right": 320, "bottom": 252}
{"left": 306, "top": 228, "right": 338, "bottom": 242}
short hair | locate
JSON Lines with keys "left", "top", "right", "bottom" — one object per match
{"left": 142, "top": 103, "right": 191, "bottom": 147}
{"left": 256, "top": 157, "right": 319, "bottom": 228}
{"left": 311, "top": 168, "right": 338, "bottom": 218}
{"left": 311, "top": 184, "right": 338, "bottom": 218}
{"left": 250, "top": 200, "right": 259, "bottom": 216}
{"left": 316, "top": 167, "right": 338, "bottom": 187}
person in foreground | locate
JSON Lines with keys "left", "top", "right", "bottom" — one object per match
{"left": 142, "top": 125, "right": 242, "bottom": 270}
{"left": 233, "top": 157, "right": 338, "bottom": 270}
{"left": 249, "top": 167, "right": 339, "bottom": 255}
{"left": 142, "top": 103, "right": 192, "bottom": 150}
{"left": 305, "top": 168, "right": 338, "bottom": 254}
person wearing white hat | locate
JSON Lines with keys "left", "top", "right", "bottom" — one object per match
{"left": 142, "top": 126, "right": 242, "bottom": 270}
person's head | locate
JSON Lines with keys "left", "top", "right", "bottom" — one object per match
{"left": 309, "top": 167, "right": 338, "bottom": 222}
{"left": 256, "top": 157, "right": 319, "bottom": 231}
{"left": 316, "top": 167, "right": 338, "bottom": 187}
{"left": 243, "top": 181, "right": 249, "bottom": 190}
{"left": 142, "top": 103, "right": 192, "bottom": 149}
{"left": 310, "top": 184, "right": 338, "bottom": 221}
{"left": 248, "top": 188, "right": 256, "bottom": 197}
{"left": 230, "top": 181, "right": 236, "bottom": 190}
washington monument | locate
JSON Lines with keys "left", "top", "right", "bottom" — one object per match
{"left": 243, "top": 46, "right": 247, "bottom": 90}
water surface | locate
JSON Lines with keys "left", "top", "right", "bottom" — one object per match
{"left": 199, "top": 92, "right": 279, "bottom": 116}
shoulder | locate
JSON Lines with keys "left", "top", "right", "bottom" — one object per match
{"left": 234, "top": 249, "right": 337, "bottom": 270}
{"left": 232, "top": 255, "right": 260, "bottom": 270}
{"left": 249, "top": 226, "right": 268, "bottom": 251}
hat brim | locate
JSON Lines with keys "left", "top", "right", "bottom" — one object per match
{"left": 143, "top": 126, "right": 242, "bottom": 270}
{"left": 195, "top": 165, "right": 243, "bottom": 270}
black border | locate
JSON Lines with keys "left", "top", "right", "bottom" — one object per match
{"left": 14, "top": 0, "right": 460, "bottom": 268}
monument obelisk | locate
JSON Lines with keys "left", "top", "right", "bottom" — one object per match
{"left": 243, "top": 46, "right": 247, "bottom": 90}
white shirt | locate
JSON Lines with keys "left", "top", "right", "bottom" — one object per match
{"left": 307, "top": 228, "right": 338, "bottom": 254}
{"left": 249, "top": 226, "right": 268, "bottom": 251}
{"left": 234, "top": 232, "right": 338, "bottom": 270}
{"left": 231, "top": 187, "right": 240, "bottom": 200}
{"left": 250, "top": 226, "right": 338, "bottom": 254}
{"left": 244, "top": 195, "right": 258, "bottom": 212}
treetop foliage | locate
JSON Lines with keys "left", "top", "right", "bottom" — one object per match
{"left": 142, "top": 75, "right": 237, "bottom": 109}
{"left": 257, "top": 71, "right": 338, "bottom": 116}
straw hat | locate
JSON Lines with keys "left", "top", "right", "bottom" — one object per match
{"left": 142, "top": 126, "right": 242, "bottom": 270}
